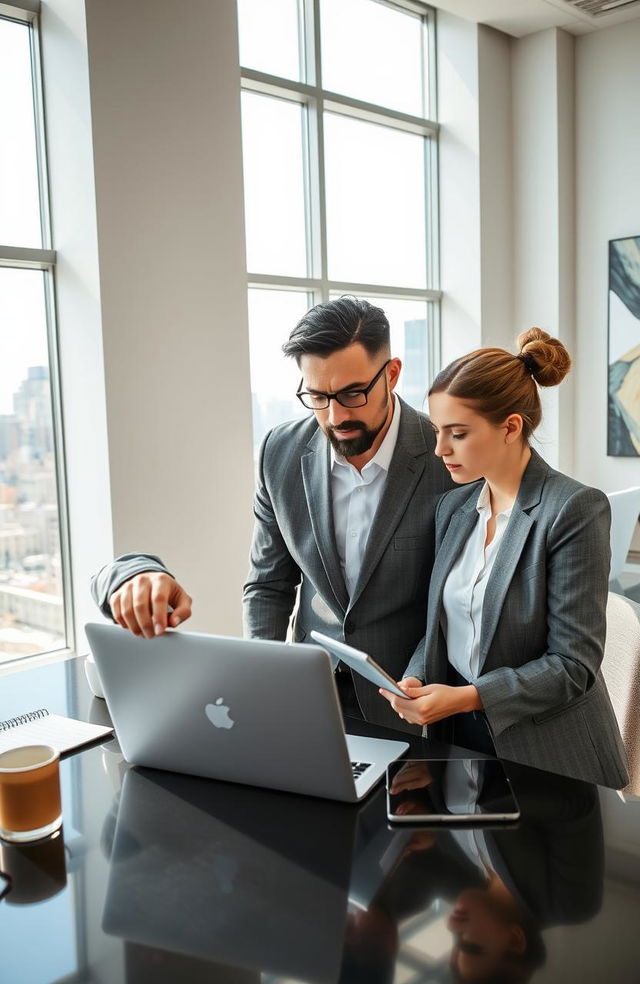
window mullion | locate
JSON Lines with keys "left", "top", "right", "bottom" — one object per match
{"left": 0, "top": 2, "right": 39, "bottom": 21}
{"left": 43, "top": 270, "right": 75, "bottom": 656}
{"left": 425, "top": 136, "right": 439, "bottom": 292}
{"left": 28, "top": 15, "right": 51, "bottom": 251}
{"left": 305, "top": 0, "right": 328, "bottom": 302}
{"left": 0, "top": 246, "right": 55, "bottom": 268}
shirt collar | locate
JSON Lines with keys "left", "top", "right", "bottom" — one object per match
{"left": 475, "top": 481, "right": 514, "bottom": 518}
{"left": 331, "top": 394, "right": 401, "bottom": 474}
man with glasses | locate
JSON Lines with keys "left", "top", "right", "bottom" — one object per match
{"left": 91, "top": 297, "right": 452, "bottom": 731}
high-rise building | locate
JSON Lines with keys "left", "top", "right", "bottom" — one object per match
{"left": 0, "top": 415, "right": 19, "bottom": 462}
{"left": 13, "top": 366, "right": 54, "bottom": 460}
{"left": 403, "top": 319, "right": 428, "bottom": 411}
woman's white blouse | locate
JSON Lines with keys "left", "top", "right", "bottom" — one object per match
{"left": 441, "top": 482, "right": 513, "bottom": 683}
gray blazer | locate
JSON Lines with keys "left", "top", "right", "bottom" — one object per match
{"left": 243, "top": 398, "right": 454, "bottom": 731}
{"left": 405, "top": 449, "right": 629, "bottom": 789}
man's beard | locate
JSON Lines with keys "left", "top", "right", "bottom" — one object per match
{"left": 326, "top": 411, "right": 388, "bottom": 458}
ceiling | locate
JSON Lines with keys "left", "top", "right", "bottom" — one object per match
{"left": 428, "top": 0, "right": 640, "bottom": 37}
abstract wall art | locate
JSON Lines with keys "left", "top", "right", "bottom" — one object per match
{"left": 608, "top": 235, "right": 640, "bottom": 457}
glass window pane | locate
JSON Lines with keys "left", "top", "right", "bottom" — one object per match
{"left": 241, "top": 92, "right": 308, "bottom": 277}
{"left": 0, "top": 269, "right": 65, "bottom": 663}
{"left": 237, "top": 0, "right": 302, "bottom": 82}
{"left": 325, "top": 113, "right": 427, "bottom": 289}
{"left": 0, "top": 18, "right": 42, "bottom": 247}
{"left": 331, "top": 294, "right": 432, "bottom": 412}
{"left": 248, "top": 288, "right": 311, "bottom": 454}
{"left": 321, "top": 0, "right": 426, "bottom": 117}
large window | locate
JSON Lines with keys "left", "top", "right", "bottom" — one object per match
{"left": 238, "top": 0, "right": 439, "bottom": 451}
{"left": 0, "top": 4, "right": 71, "bottom": 664}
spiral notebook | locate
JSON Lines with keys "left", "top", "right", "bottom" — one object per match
{"left": 0, "top": 708, "right": 113, "bottom": 756}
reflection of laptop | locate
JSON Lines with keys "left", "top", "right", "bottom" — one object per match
{"left": 86, "top": 623, "right": 408, "bottom": 802}
{"left": 103, "top": 768, "right": 402, "bottom": 982}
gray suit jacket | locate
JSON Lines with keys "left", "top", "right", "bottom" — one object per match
{"left": 405, "top": 449, "right": 629, "bottom": 788}
{"left": 243, "top": 398, "right": 454, "bottom": 731}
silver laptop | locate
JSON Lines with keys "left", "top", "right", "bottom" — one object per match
{"left": 85, "top": 623, "right": 408, "bottom": 802}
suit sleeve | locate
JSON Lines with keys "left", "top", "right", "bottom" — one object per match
{"left": 90, "top": 554, "right": 173, "bottom": 620}
{"left": 242, "top": 429, "right": 301, "bottom": 641}
{"left": 404, "top": 633, "right": 426, "bottom": 682}
{"left": 474, "top": 487, "right": 611, "bottom": 736}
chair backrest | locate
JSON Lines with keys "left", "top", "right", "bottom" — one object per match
{"left": 606, "top": 487, "right": 640, "bottom": 582}
{"left": 602, "top": 592, "right": 640, "bottom": 796}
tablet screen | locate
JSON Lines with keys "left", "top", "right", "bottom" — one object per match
{"left": 387, "top": 759, "right": 520, "bottom": 823}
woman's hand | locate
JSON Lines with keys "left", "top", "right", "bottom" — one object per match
{"left": 389, "top": 760, "right": 433, "bottom": 794}
{"left": 379, "top": 681, "right": 482, "bottom": 726}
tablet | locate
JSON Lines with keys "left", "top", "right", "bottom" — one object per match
{"left": 386, "top": 758, "right": 520, "bottom": 824}
{"left": 309, "top": 631, "right": 410, "bottom": 700}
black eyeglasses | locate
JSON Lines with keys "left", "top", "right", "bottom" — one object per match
{"left": 296, "top": 360, "right": 391, "bottom": 410}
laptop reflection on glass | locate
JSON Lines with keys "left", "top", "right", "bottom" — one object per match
{"left": 103, "top": 767, "right": 401, "bottom": 983}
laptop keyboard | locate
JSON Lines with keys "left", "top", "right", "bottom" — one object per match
{"left": 351, "top": 760, "right": 373, "bottom": 779}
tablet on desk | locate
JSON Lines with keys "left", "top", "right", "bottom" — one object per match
{"left": 387, "top": 758, "right": 520, "bottom": 824}
{"left": 309, "top": 631, "right": 411, "bottom": 700}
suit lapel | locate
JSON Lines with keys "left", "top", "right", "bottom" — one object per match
{"left": 478, "top": 509, "right": 534, "bottom": 670}
{"left": 301, "top": 429, "right": 349, "bottom": 613}
{"left": 424, "top": 498, "right": 479, "bottom": 667}
{"left": 479, "top": 450, "right": 548, "bottom": 671}
{"left": 347, "top": 402, "right": 427, "bottom": 611}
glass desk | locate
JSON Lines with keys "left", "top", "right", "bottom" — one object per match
{"left": 0, "top": 656, "right": 639, "bottom": 984}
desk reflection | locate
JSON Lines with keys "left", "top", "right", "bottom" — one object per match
{"left": 100, "top": 762, "right": 603, "bottom": 984}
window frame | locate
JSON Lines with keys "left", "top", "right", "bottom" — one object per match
{"left": 0, "top": 0, "right": 75, "bottom": 667}
{"left": 240, "top": 0, "right": 441, "bottom": 376}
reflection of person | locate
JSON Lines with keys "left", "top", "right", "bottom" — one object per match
{"left": 91, "top": 296, "right": 453, "bottom": 729}
{"left": 381, "top": 327, "right": 628, "bottom": 788}
{"left": 343, "top": 763, "right": 602, "bottom": 984}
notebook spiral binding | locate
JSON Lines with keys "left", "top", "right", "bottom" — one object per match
{"left": 0, "top": 709, "right": 49, "bottom": 732}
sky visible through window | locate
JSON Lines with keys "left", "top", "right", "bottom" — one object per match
{"left": 238, "top": 0, "right": 434, "bottom": 454}
{"left": 0, "top": 17, "right": 65, "bottom": 663}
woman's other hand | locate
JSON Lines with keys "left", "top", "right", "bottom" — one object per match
{"left": 379, "top": 682, "right": 482, "bottom": 726}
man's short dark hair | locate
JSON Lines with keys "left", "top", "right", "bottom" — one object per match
{"left": 282, "top": 295, "right": 390, "bottom": 362}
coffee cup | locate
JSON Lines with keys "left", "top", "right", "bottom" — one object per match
{"left": 0, "top": 744, "right": 62, "bottom": 843}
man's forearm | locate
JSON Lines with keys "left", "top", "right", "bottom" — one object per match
{"left": 91, "top": 553, "right": 171, "bottom": 619}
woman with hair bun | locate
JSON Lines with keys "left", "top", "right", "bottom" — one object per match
{"left": 381, "top": 328, "right": 628, "bottom": 788}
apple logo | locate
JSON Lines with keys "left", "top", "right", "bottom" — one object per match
{"left": 205, "top": 697, "right": 234, "bottom": 730}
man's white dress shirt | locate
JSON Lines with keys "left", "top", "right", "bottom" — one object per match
{"left": 441, "top": 482, "right": 513, "bottom": 682}
{"left": 331, "top": 395, "right": 401, "bottom": 598}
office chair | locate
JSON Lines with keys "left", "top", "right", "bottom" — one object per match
{"left": 602, "top": 592, "right": 640, "bottom": 797}
{"left": 606, "top": 487, "right": 640, "bottom": 587}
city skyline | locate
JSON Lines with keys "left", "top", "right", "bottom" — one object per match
{"left": 0, "top": 362, "right": 64, "bottom": 662}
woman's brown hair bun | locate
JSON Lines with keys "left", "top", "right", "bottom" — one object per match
{"left": 517, "top": 327, "right": 571, "bottom": 387}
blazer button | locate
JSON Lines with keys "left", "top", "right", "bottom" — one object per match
{"left": 344, "top": 617, "right": 354, "bottom": 634}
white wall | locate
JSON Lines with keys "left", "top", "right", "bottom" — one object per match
{"left": 40, "top": 0, "right": 113, "bottom": 652}
{"left": 437, "top": 12, "right": 482, "bottom": 365}
{"left": 82, "top": 0, "right": 254, "bottom": 635}
{"left": 574, "top": 20, "right": 640, "bottom": 491}
{"left": 437, "top": 16, "right": 514, "bottom": 362}
{"left": 478, "top": 25, "right": 513, "bottom": 351}
{"left": 442, "top": 16, "right": 640, "bottom": 487}
{"left": 511, "top": 28, "right": 576, "bottom": 471}
{"left": 439, "top": 20, "right": 580, "bottom": 473}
